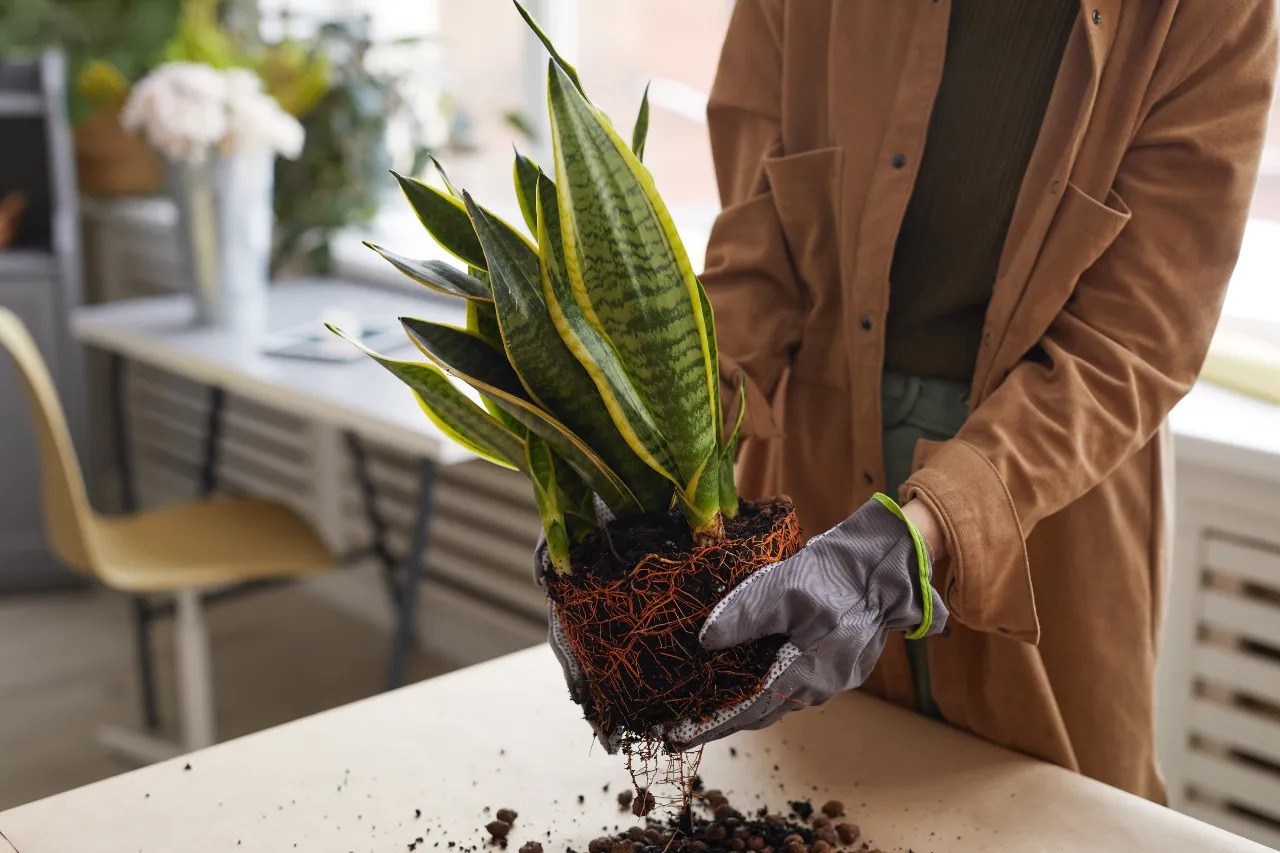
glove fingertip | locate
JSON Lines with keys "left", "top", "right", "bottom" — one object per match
{"left": 698, "top": 617, "right": 742, "bottom": 651}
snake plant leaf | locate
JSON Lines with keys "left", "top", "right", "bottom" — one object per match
{"left": 513, "top": 147, "right": 541, "bottom": 235}
{"left": 696, "top": 277, "right": 722, "bottom": 444}
{"left": 547, "top": 61, "right": 719, "bottom": 529}
{"left": 392, "top": 171, "right": 487, "bottom": 271}
{"left": 526, "top": 435, "right": 571, "bottom": 574}
{"left": 534, "top": 172, "right": 677, "bottom": 508}
{"left": 400, "top": 317, "right": 639, "bottom": 513}
{"left": 364, "top": 243, "right": 493, "bottom": 301}
{"left": 462, "top": 191, "right": 672, "bottom": 513}
{"left": 556, "top": 456, "right": 598, "bottom": 545}
{"left": 465, "top": 297, "right": 503, "bottom": 349}
{"left": 513, "top": 0, "right": 584, "bottom": 97}
{"left": 719, "top": 379, "right": 747, "bottom": 517}
{"left": 465, "top": 297, "right": 524, "bottom": 432}
{"left": 427, "top": 153, "right": 460, "bottom": 199}
{"left": 325, "top": 324, "right": 522, "bottom": 470}
{"left": 632, "top": 82, "right": 650, "bottom": 161}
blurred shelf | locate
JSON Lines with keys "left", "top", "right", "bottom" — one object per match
{"left": 0, "top": 92, "right": 43, "bottom": 118}
{"left": 0, "top": 250, "right": 56, "bottom": 277}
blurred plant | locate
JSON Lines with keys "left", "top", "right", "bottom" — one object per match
{"left": 270, "top": 17, "right": 427, "bottom": 275}
{"left": 0, "top": 0, "right": 184, "bottom": 122}
{"left": 77, "top": 60, "right": 131, "bottom": 112}
{"left": 159, "top": 0, "right": 329, "bottom": 118}
{"left": 160, "top": 0, "right": 240, "bottom": 68}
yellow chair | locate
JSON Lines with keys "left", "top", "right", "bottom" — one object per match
{"left": 0, "top": 307, "right": 335, "bottom": 760}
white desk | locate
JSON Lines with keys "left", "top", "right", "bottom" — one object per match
{"left": 72, "top": 278, "right": 475, "bottom": 463}
{"left": 72, "top": 280, "right": 481, "bottom": 733}
{"left": 0, "top": 646, "right": 1266, "bottom": 853}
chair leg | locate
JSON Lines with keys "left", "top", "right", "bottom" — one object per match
{"left": 385, "top": 459, "right": 437, "bottom": 691}
{"left": 174, "top": 589, "right": 216, "bottom": 750}
{"left": 132, "top": 596, "right": 161, "bottom": 732}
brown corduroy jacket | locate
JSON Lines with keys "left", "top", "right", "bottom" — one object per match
{"left": 703, "top": 0, "right": 1277, "bottom": 800}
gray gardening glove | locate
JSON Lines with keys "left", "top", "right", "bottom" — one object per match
{"left": 666, "top": 494, "right": 948, "bottom": 750}
{"left": 533, "top": 510, "right": 626, "bottom": 753}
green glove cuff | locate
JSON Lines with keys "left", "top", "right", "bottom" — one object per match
{"left": 870, "top": 492, "right": 934, "bottom": 640}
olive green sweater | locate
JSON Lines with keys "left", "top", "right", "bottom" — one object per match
{"left": 886, "top": 0, "right": 1077, "bottom": 381}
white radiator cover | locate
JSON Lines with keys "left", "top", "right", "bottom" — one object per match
{"left": 1159, "top": 461, "right": 1280, "bottom": 851}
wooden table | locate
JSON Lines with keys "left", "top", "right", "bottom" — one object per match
{"left": 0, "top": 647, "right": 1266, "bottom": 853}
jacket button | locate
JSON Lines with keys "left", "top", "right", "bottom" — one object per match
{"left": 860, "top": 314, "right": 873, "bottom": 330}
{"left": 891, "top": 154, "right": 908, "bottom": 169}
{"left": 863, "top": 471, "right": 874, "bottom": 485}
{"left": 1091, "top": 9, "right": 1101, "bottom": 24}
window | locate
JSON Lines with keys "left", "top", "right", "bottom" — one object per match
{"left": 1219, "top": 73, "right": 1280, "bottom": 324}
{"left": 318, "top": 0, "right": 732, "bottom": 279}
{"left": 320, "top": 0, "right": 1280, "bottom": 323}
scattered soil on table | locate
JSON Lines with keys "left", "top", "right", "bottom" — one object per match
{"left": 545, "top": 498, "right": 802, "bottom": 749}
{"left": 477, "top": 787, "right": 876, "bottom": 853}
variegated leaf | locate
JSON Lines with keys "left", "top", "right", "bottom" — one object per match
{"left": 534, "top": 171, "right": 676, "bottom": 511}
{"left": 326, "top": 323, "right": 522, "bottom": 470}
{"left": 696, "top": 276, "right": 722, "bottom": 443}
{"left": 513, "top": 148, "right": 541, "bottom": 235}
{"left": 632, "top": 82, "right": 650, "bottom": 161}
{"left": 556, "top": 456, "right": 597, "bottom": 545}
{"left": 393, "top": 171, "right": 487, "bottom": 270}
{"left": 462, "top": 192, "right": 672, "bottom": 513}
{"left": 465, "top": 297, "right": 523, "bottom": 432}
{"left": 364, "top": 242, "right": 492, "bottom": 301}
{"left": 719, "top": 379, "right": 747, "bottom": 516}
{"left": 427, "top": 153, "right": 460, "bottom": 198}
{"left": 526, "top": 435, "right": 571, "bottom": 574}
{"left": 400, "top": 317, "right": 639, "bottom": 513}
{"left": 547, "top": 62, "right": 718, "bottom": 525}
{"left": 514, "top": 0, "right": 584, "bottom": 96}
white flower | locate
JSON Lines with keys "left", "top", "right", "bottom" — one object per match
{"left": 122, "top": 62, "right": 305, "bottom": 165}
{"left": 122, "top": 62, "right": 228, "bottom": 164}
{"left": 223, "top": 69, "right": 306, "bottom": 159}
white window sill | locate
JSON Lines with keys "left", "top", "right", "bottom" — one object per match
{"left": 1221, "top": 217, "right": 1280, "bottom": 323}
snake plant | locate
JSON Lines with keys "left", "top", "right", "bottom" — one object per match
{"left": 331, "top": 1, "right": 744, "bottom": 574}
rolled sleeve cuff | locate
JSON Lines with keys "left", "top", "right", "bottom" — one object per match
{"left": 903, "top": 437, "right": 1039, "bottom": 643}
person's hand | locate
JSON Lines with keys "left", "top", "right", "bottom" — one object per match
{"left": 666, "top": 494, "right": 948, "bottom": 750}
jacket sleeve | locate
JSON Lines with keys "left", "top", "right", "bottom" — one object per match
{"left": 904, "top": 1, "right": 1278, "bottom": 641}
{"left": 702, "top": 0, "right": 806, "bottom": 441}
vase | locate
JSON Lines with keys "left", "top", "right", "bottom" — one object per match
{"left": 167, "top": 151, "right": 275, "bottom": 333}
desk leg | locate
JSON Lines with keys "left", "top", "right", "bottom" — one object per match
{"left": 199, "top": 387, "right": 226, "bottom": 496}
{"left": 386, "top": 458, "right": 437, "bottom": 690}
{"left": 345, "top": 432, "right": 397, "bottom": 579}
{"left": 109, "top": 354, "right": 161, "bottom": 733}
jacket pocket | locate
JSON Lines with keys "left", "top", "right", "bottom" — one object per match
{"left": 763, "top": 146, "right": 847, "bottom": 388}
{"left": 1003, "top": 181, "right": 1132, "bottom": 359}
{"left": 1029, "top": 181, "right": 1131, "bottom": 303}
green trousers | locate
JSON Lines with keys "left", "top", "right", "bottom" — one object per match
{"left": 881, "top": 371, "right": 970, "bottom": 720}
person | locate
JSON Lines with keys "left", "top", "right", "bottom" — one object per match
{"left": 675, "top": 0, "right": 1277, "bottom": 802}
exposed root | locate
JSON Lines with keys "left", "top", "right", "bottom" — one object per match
{"left": 547, "top": 498, "right": 803, "bottom": 812}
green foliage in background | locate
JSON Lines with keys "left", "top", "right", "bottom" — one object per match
{"left": 271, "top": 18, "right": 426, "bottom": 276}
{"left": 0, "top": 0, "right": 184, "bottom": 122}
